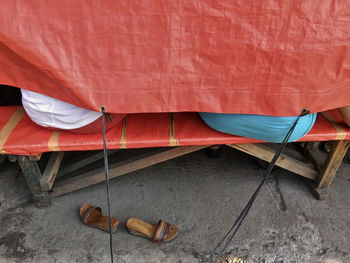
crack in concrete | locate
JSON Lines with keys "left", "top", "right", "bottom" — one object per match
{"left": 266, "top": 175, "right": 287, "bottom": 212}
{"left": 274, "top": 176, "right": 287, "bottom": 212}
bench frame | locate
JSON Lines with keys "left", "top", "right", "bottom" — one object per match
{"left": 9, "top": 140, "right": 350, "bottom": 207}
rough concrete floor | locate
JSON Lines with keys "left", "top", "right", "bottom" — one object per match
{"left": 0, "top": 146, "right": 349, "bottom": 263}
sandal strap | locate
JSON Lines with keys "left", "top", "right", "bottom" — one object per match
{"left": 152, "top": 220, "right": 170, "bottom": 243}
{"left": 81, "top": 206, "right": 101, "bottom": 225}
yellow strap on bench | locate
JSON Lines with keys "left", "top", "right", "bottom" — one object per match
{"left": 120, "top": 116, "right": 127, "bottom": 149}
{"left": 321, "top": 112, "right": 347, "bottom": 140}
{"left": 48, "top": 130, "right": 61, "bottom": 151}
{"left": 0, "top": 107, "right": 25, "bottom": 153}
{"left": 169, "top": 113, "right": 179, "bottom": 146}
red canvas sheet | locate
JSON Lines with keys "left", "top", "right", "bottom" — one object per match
{"left": 1, "top": 106, "right": 349, "bottom": 156}
{"left": 1, "top": 1, "right": 350, "bottom": 116}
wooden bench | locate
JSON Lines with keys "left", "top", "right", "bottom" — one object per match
{"left": 1, "top": 106, "right": 349, "bottom": 207}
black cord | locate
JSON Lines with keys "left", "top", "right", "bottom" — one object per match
{"left": 101, "top": 108, "right": 114, "bottom": 263}
{"left": 206, "top": 111, "right": 307, "bottom": 263}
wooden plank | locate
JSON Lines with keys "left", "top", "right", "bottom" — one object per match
{"left": 265, "top": 143, "right": 305, "bottom": 162}
{"left": 316, "top": 140, "right": 350, "bottom": 188}
{"left": 40, "top": 152, "right": 65, "bottom": 191}
{"left": 304, "top": 141, "right": 320, "bottom": 150}
{"left": 228, "top": 143, "right": 317, "bottom": 180}
{"left": 51, "top": 145, "right": 209, "bottom": 197}
{"left": 7, "top": 155, "right": 17, "bottom": 162}
{"left": 29, "top": 154, "right": 42, "bottom": 161}
{"left": 57, "top": 149, "right": 119, "bottom": 178}
{"left": 17, "top": 156, "right": 51, "bottom": 207}
{"left": 301, "top": 145, "right": 326, "bottom": 173}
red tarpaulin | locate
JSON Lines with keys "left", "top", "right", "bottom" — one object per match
{"left": 1, "top": 0, "right": 350, "bottom": 116}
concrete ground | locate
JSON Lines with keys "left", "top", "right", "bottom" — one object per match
{"left": 0, "top": 146, "right": 349, "bottom": 263}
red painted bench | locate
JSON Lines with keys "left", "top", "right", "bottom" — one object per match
{"left": 1, "top": 106, "right": 349, "bottom": 206}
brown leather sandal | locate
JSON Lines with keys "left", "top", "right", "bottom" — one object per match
{"left": 126, "top": 217, "right": 179, "bottom": 243}
{"left": 80, "top": 204, "right": 119, "bottom": 233}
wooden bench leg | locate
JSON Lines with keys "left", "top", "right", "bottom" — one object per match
{"left": 17, "top": 156, "right": 51, "bottom": 207}
{"left": 307, "top": 140, "right": 350, "bottom": 200}
{"left": 40, "top": 152, "right": 65, "bottom": 191}
{"left": 316, "top": 140, "right": 350, "bottom": 188}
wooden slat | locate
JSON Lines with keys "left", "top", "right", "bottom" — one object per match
{"left": 7, "top": 155, "right": 17, "bottom": 162}
{"left": 304, "top": 141, "right": 320, "bottom": 150}
{"left": 57, "top": 149, "right": 119, "bottom": 178}
{"left": 301, "top": 142, "right": 327, "bottom": 173}
{"left": 50, "top": 145, "right": 208, "bottom": 197}
{"left": 228, "top": 143, "right": 317, "bottom": 180}
{"left": 29, "top": 154, "right": 42, "bottom": 161}
{"left": 40, "top": 152, "right": 65, "bottom": 191}
{"left": 0, "top": 107, "right": 25, "bottom": 153}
